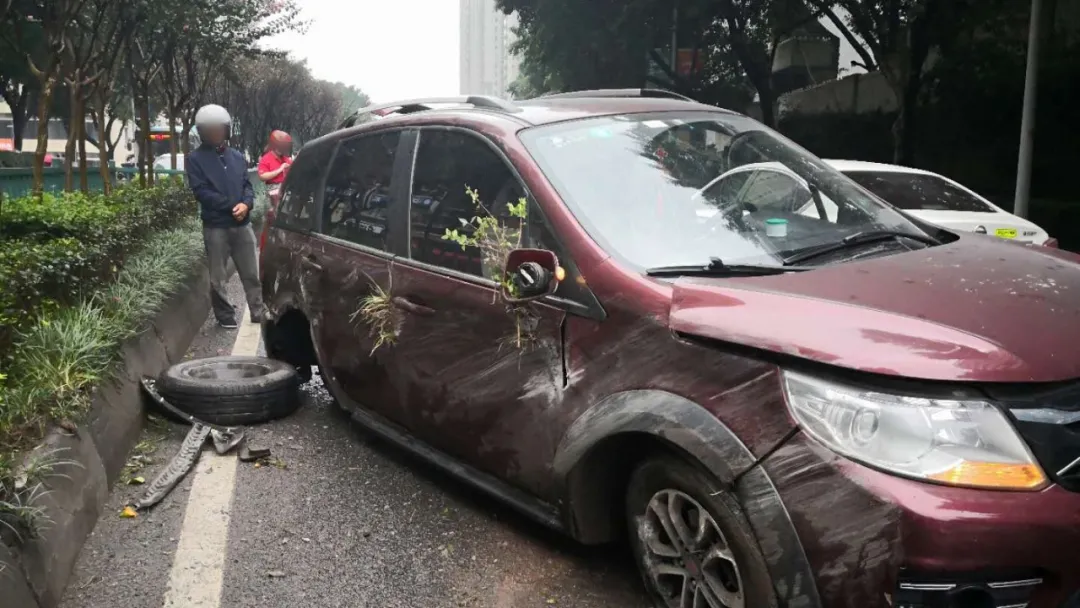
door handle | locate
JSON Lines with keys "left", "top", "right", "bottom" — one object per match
{"left": 391, "top": 296, "right": 435, "bottom": 316}
{"left": 300, "top": 255, "right": 323, "bottom": 272}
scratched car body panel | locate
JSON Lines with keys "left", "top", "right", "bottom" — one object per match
{"left": 259, "top": 93, "right": 1080, "bottom": 608}
{"left": 670, "top": 235, "right": 1080, "bottom": 383}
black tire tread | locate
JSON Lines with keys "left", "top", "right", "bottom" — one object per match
{"left": 157, "top": 356, "right": 301, "bottom": 426}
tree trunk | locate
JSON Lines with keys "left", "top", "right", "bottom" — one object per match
{"left": 64, "top": 82, "right": 80, "bottom": 192}
{"left": 104, "top": 113, "right": 119, "bottom": 159}
{"left": 78, "top": 101, "right": 89, "bottom": 193}
{"left": 180, "top": 116, "right": 193, "bottom": 155}
{"left": 139, "top": 98, "right": 153, "bottom": 187}
{"left": 31, "top": 78, "right": 56, "bottom": 199}
{"left": 892, "top": 75, "right": 922, "bottom": 166}
{"left": 97, "top": 101, "right": 112, "bottom": 195}
{"left": 889, "top": 1, "right": 939, "bottom": 166}
{"left": 1, "top": 85, "right": 31, "bottom": 151}
{"left": 757, "top": 88, "right": 776, "bottom": 128}
{"left": 168, "top": 112, "right": 178, "bottom": 170}
{"left": 12, "top": 88, "right": 28, "bottom": 151}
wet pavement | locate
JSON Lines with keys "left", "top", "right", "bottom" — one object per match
{"left": 60, "top": 274, "right": 649, "bottom": 608}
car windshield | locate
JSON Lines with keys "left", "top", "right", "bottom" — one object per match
{"left": 842, "top": 170, "right": 996, "bottom": 213}
{"left": 519, "top": 112, "right": 933, "bottom": 269}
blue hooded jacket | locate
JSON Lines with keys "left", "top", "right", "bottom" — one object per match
{"left": 185, "top": 144, "right": 254, "bottom": 227}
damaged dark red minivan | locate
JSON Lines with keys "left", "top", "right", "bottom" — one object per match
{"left": 260, "top": 89, "right": 1080, "bottom": 608}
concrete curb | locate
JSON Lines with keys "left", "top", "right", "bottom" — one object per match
{"left": 0, "top": 259, "right": 212, "bottom": 608}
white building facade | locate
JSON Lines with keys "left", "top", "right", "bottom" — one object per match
{"left": 459, "top": 0, "right": 521, "bottom": 98}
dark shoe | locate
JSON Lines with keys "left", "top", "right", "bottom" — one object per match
{"left": 218, "top": 319, "right": 239, "bottom": 329}
{"left": 250, "top": 308, "right": 269, "bottom": 324}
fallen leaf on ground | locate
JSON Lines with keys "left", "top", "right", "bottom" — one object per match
{"left": 129, "top": 476, "right": 145, "bottom": 485}
{"left": 120, "top": 506, "right": 138, "bottom": 518}
{"left": 266, "top": 570, "right": 286, "bottom": 578}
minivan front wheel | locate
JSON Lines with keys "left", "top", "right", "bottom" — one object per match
{"left": 626, "top": 457, "right": 776, "bottom": 608}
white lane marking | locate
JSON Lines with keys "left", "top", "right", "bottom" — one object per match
{"left": 162, "top": 316, "right": 260, "bottom": 607}
{"left": 232, "top": 315, "right": 263, "bottom": 356}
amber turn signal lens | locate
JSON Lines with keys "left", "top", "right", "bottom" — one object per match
{"left": 554, "top": 266, "right": 566, "bottom": 282}
{"left": 928, "top": 461, "right": 1047, "bottom": 491}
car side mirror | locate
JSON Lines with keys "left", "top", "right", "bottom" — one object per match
{"left": 502, "top": 248, "right": 564, "bottom": 304}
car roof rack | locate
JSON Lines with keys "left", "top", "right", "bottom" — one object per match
{"left": 535, "top": 88, "right": 695, "bottom": 102}
{"left": 339, "top": 95, "right": 522, "bottom": 129}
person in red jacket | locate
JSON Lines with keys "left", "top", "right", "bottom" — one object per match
{"left": 257, "top": 130, "right": 293, "bottom": 208}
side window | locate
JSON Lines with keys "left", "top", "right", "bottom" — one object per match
{"left": 742, "top": 171, "right": 804, "bottom": 212}
{"left": 320, "top": 131, "right": 401, "bottom": 252}
{"left": 276, "top": 143, "right": 331, "bottom": 230}
{"left": 407, "top": 129, "right": 598, "bottom": 313}
{"left": 409, "top": 130, "right": 526, "bottom": 278}
{"left": 699, "top": 171, "right": 753, "bottom": 210}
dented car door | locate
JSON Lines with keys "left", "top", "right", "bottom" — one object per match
{"left": 388, "top": 127, "right": 568, "bottom": 496}
{"left": 307, "top": 128, "right": 417, "bottom": 428}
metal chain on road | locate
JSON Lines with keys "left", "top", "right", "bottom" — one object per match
{"left": 133, "top": 423, "right": 213, "bottom": 511}
{"left": 131, "top": 378, "right": 269, "bottom": 511}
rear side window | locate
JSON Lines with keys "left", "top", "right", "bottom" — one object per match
{"left": 844, "top": 171, "right": 995, "bottom": 212}
{"left": 276, "top": 143, "right": 332, "bottom": 230}
{"left": 320, "top": 131, "right": 402, "bottom": 252}
{"left": 409, "top": 130, "right": 524, "bottom": 278}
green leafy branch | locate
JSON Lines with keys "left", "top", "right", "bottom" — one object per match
{"left": 443, "top": 185, "right": 527, "bottom": 299}
{"left": 443, "top": 186, "right": 539, "bottom": 350}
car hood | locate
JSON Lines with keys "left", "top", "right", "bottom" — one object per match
{"left": 668, "top": 235, "right": 1080, "bottom": 382}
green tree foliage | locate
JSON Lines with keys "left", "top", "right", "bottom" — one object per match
{"left": 0, "top": 0, "right": 309, "bottom": 193}
{"left": 203, "top": 55, "right": 366, "bottom": 160}
{"left": 498, "top": 0, "right": 835, "bottom": 124}
{"left": 802, "top": 0, "right": 980, "bottom": 164}
{"left": 328, "top": 81, "right": 371, "bottom": 116}
{"left": 0, "top": 5, "right": 43, "bottom": 151}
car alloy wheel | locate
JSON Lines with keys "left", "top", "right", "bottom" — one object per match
{"left": 637, "top": 488, "right": 745, "bottom": 608}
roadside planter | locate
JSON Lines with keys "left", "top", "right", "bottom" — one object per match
{"left": 0, "top": 258, "right": 212, "bottom": 608}
{"left": 0, "top": 183, "right": 237, "bottom": 608}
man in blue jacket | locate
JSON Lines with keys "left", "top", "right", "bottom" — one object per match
{"left": 186, "top": 104, "right": 267, "bottom": 328}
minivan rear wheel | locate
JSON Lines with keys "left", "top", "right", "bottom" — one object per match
{"left": 626, "top": 457, "right": 776, "bottom": 608}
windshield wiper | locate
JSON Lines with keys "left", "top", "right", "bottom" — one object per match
{"left": 647, "top": 257, "right": 811, "bottom": 278}
{"left": 782, "top": 229, "right": 939, "bottom": 266}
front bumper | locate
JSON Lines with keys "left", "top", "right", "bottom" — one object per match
{"left": 762, "top": 431, "right": 1080, "bottom": 608}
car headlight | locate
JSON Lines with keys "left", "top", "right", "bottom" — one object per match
{"left": 782, "top": 371, "right": 1047, "bottom": 491}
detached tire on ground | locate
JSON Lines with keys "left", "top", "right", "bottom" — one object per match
{"left": 157, "top": 356, "right": 302, "bottom": 426}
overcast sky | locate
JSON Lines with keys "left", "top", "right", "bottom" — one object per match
{"left": 265, "top": 0, "right": 460, "bottom": 103}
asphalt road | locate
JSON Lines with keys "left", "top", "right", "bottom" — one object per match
{"left": 60, "top": 275, "right": 649, "bottom": 608}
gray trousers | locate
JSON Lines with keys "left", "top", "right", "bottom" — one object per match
{"left": 203, "top": 224, "right": 265, "bottom": 323}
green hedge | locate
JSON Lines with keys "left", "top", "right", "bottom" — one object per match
{"left": 0, "top": 181, "right": 197, "bottom": 364}
{"left": 0, "top": 222, "right": 204, "bottom": 538}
